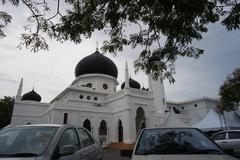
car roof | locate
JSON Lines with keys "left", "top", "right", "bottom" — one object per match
{"left": 11, "top": 124, "right": 88, "bottom": 129}
{"left": 13, "top": 124, "right": 65, "bottom": 128}
{"left": 143, "top": 127, "right": 198, "bottom": 130}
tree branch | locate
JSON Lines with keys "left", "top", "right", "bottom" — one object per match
{"left": 22, "top": 0, "right": 40, "bottom": 34}
{"left": 46, "top": 0, "right": 62, "bottom": 20}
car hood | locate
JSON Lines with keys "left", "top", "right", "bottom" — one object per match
{"left": 132, "top": 154, "right": 239, "bottom": 160}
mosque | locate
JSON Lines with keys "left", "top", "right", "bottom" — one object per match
{"left": 11, "top": 49, "right": 219, "bottom": 145}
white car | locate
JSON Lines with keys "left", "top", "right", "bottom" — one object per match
{"left": 130, "top": 128, "right": 238, "bottom": 160}
{"left": 211, "top": 130, "right": 240, "bottom": 152}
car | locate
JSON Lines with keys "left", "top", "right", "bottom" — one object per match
{"left": 0, "top": 124, "right": 102, "bottom": 160}
{"left": 130, "top": 128, "right": 239, "bottom": 160}
{"left": 211, "top": 130, "right": 240, "bottom": 152}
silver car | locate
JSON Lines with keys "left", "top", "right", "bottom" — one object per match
{"left": 0, "top": 124, "right": 102, "bottom": 160}
{"left": 130, "top": 128, "right": 239, "bottom": 160}
{"left": 211, "top": 130, "right": 240, "bottom": 152}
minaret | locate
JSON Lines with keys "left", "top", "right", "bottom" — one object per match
{"left": 125, "top": 61, "right": 130, "bottom": 88}
{"left": 148, "top": 73, "right": 166, "bottom": 113}
{"left": 16, "top": 78, "right": 23, "bottom": 101}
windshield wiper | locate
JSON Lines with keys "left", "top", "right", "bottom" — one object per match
{"left": 191, "top": 149, "right": 223, "bottom": 154}
{"left": 6, "top": 153, "right": 38, "bottom": 157}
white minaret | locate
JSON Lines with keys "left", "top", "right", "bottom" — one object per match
{"left": 125, "top": 61, "right": 130, "bottom": 88}
{"left": 148, "top": 73, "right": 166, "bottom": 113}
{"left": 16, "top": 78, "right": 23, "bottom": 101}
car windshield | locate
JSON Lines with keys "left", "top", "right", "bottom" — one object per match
{"left": 0, "top": 126, "right": 58, "bottom": 157}
{"left": 135, "top": 128, "right": 223, "bottom": 155}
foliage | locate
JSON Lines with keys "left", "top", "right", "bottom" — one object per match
{"left": 219, "top": 68, "right": 240, "bottom": 111}
{"left": 0, "top": 96, "right": 14, "bottom": 129}
{"left": 1, "top": 0, "right": 240, "bottom": 81}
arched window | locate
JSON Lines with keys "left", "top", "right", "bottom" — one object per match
{"left": 136, "top": 107, "right": 146, "bottom": 137}
{"left": 99, "top": 120, "right": 107, "bottom": 142}
{"left": 118, "top": 120, "right": 123, "bottom": 142}
{"left": 83, "top": 119, "right": 91, "bottom": 132}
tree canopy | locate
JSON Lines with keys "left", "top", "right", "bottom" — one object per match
{"left": 0, "top": 96, "right": 14, "bottom": 128}
{"left": 219, "top": 68, "right": 240, "bottom": 111}
{"left": 1, "top": 0, "right": 240, "bottom": 81}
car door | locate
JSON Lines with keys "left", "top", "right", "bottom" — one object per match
{"left": 227, "top": 131, "right": 240, "bottom": 150}
{"left": 52, "top": 127, "right": 83, "bottom": 160}
{"left": 78, "top": 128, "right": 100, "bottom": 160}
{"left": 212, "top": 132, "right": 227, "bottom": 149}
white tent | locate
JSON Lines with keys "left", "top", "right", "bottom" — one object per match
{"left": 224, "top": 110, "right": 240, "bottom": 129}
{"left": 193, "top": 109, "right": 226, "bottom": 131}
{"left": 159, "top": 110, "right": 190, "bottom": 128}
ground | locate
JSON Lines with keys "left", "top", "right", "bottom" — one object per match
{"left": 103, "top": 149, "right": 130, "bottom": 160}
{"left": 102, "top": 149, "right": 240, "bottom": 160}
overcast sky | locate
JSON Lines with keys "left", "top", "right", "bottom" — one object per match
{"left": 0, "top": 3, "right": 240, "bottom": 102}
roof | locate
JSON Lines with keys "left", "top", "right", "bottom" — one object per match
{"left": 21, "top": 89, "right": 41, "bottom": 102}
{"left": 121, "top": 77, "right": 141, "bottom": 89}
{"left": 167, "top": 96, "right": 219, "bottom": 105}
{"left": 159, "top": 110, "right": 190, "bottom": 128}
{"left": 193, "top": 109, "right": 226, "bottom": 131}
{"left": 75, "top": 50, "right": 118, "bottom": 78}
{"left": 224, "top": 110, "right": 240, "bottom": 129}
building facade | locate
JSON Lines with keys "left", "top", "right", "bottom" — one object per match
{"left": 11, "top": 49, "right": 219, "bottom": 145}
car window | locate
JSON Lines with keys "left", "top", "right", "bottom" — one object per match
{"left": 57, "top": 128, "right": 80, "bottom": 150}
{"left": 228, "top": 132, "right": 240, "bottom": 139}
{"left": 212, "top": 133, "right": 226, "bottom": 140}
{"left": 0, "top": 127, "right": 58, "bottom": 157}
{"left": 135, "top": 128, "right": 223, "bottom": 155}
{"left": 78, "top": 128, "right": 94, "bottom": 148}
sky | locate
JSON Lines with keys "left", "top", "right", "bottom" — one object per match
{"left": 0, "top": 3, "right": 240, "bottom": 102}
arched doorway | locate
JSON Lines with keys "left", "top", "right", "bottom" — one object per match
{"left": 136, "top": 107, "right": 146, "bottom": 137}
{"left": 83, "top": 119, "right": 91, "bottom": 132}
{"left": 99, "top": 120, "right": 107, "bottom": 143}
{"left": 118, "top": 119, "right": 123, "bottom": 142}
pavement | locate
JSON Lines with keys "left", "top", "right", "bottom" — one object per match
{"left": 103, "top": 149, "right": 240, "bottom": 160}
{"left": 103, "top": 149, "right": 131, "bottom": 160}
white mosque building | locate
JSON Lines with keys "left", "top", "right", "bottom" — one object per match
{"left": 11, "top": 49, "right": 220, "bottom": 145}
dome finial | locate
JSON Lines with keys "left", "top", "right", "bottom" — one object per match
{"left": 32, "top": 80, "right": 35, "bottom": 91}
{"left": 96, "top": 41, "right": 99, "bottom": 51}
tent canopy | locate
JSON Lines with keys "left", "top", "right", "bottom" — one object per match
{"left": 224, "top": 111, "right": 240, "bottom": 129}
{"left": 193, "top": 109, "right": 226, "bottom": 131}
{"left": 159, "top": 110, "right": 190, "bottom": 128}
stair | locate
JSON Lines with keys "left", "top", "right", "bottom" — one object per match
{"left": 105, "top": 142, "right": 134, "bottom": 150}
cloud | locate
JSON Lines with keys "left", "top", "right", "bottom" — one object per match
{"left": 0, "top": 78, "right": 17, "bottom": 84}
{"left": 0, "top": 5, "right": 239, "bottom": 102}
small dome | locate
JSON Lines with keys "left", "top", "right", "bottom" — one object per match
{"left": 22, "top": 89, "right": 41, "bottom": 102}
{"left": 75, "top": 50, "right": 118, "bottom": 78}
{"left": 121, "top": 77, "right": 141, "bottom": 89}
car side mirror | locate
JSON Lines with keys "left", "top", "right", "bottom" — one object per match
{"left": 60, "top": 145, "right": 76, "bottom": 156}
{"left": 120, "top": 149, "right": 133, "bottom": 157}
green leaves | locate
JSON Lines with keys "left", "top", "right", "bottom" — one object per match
{"left": 222, "top": 3, "right": 240, "bottom": 30}
{"left": 0, "top": 96, "right": 14, "bottom": 129}
{"left": 0, "top": 11, "right": 12, "bottom": 38}
{"left": 18, "top": 33, "right": 49, "bottom": 52}
{"left": 1, "top": 0, "right": 240, "bottom": 81}
{"left": 219, "top": 68, "right": 240, "bottom": 111}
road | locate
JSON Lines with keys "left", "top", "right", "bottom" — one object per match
{"left": 103, "top": 149, "right": 240, "bottom": 160}
{"left": 103, "top": 149, "right": 130, "bottom": 160}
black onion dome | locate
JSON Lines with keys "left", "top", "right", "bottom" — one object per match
{"left": 21, "top": 89, "right": 41, "bottom": 102}
{"left": 121, "top": 78, "right": 141, "bottom": 89}
{"left": 75, "top": 50, "right": 118, "bottom": 78}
